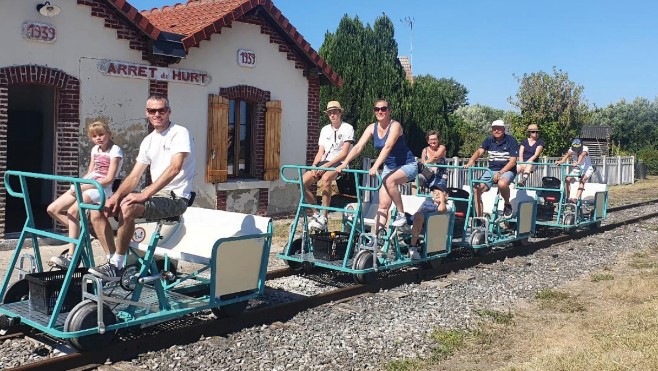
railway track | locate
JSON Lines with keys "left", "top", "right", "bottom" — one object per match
{"left": 8, "top": 199, "right": 658, "bottom": 371}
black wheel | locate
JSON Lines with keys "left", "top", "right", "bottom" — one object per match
{"left": 2, "top": 279, "right": 29, "bottom": 304}
{"left": 155, "top": 259, "right": 178, "bottom": 283}
{"left": 353, "top": 251, "right": 377, "bottom": 284}
{"left": 211, "top": 300, "right": 249, "bottom": 318}
{"left": 120, "top": 264, "right": 139, "bottom": 291}
{"left": 424, "top": 255, "right": 443, "bottom": 269}
{"left": 286, "top": 238, "right": 304, "bottom": 272}
{"left": 64, "top": 299, "right": 117, "bottom": 351}
{"left": 470, "top": 231, "right": 489, "bottom": 257}
{"left": 562, "top": 214, "right": 575, "bottom": 234}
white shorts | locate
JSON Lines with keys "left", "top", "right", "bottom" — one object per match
{"left": 568, "top": 166, "right": 594, "bottom": 181}
{"left": 69, "top": 185, "right": 111, "bottom": 204}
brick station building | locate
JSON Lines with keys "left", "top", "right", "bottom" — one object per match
{"left": 0, "top": 0, "right": 342, "bottom": 240}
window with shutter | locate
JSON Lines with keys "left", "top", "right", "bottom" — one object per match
{"left": 206, "top": 94, "right": 229, "bottom": 183}
{"left": 264, "top": 100, "right": 282, "bottom": 181}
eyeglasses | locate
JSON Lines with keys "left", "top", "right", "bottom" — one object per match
{"left": 146, "top": 107, "right": 169, "bottom": 115}
{"left": 528, "top": 130, "right": 539, "bottom": 133}
{"left": 373, "top": 106, "right": 389, "bottom": 113}
{"left": 327, "top": 109, "right": 341, "bottom": 116}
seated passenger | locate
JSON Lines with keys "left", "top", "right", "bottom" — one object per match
{"left": 304, "top": 101, "right": 354, "bottom": 230}
{"left": 47, "top": 121, "right": 123, "bottom": 268}
{"left": 555, "top": 138, "right": 594, "bottom": 202}
{"left": 408, "top": 182, "right": 451, "bottom": 259}
{"left": 464, "top": 120, "right": 519, "bottom": 218}
{"left": 418, "top": 130, "right": 448, "bottom": 190}
{"left": 516, "top": 124, "right": 544, "bottom": 187}
{"left": 89, "top": 94, "right": 195, "bottom": 281}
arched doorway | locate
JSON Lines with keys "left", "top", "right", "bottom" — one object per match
{"left": 0, "top": 66, "right": 80, "bottom": 237}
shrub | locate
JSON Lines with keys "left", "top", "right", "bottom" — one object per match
{"left": 638, "top": 149, "right": 658, "bottom": 175}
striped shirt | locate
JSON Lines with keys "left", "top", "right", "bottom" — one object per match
{"left": 480, "top": 134, "right": 519, "bottom": 172}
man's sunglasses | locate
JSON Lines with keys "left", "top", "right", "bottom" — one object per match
{"left": 146, "top": 108, "right": 169, "bottom": 115}
{"left": 528, "top": 130, "right": 539, "bottom": 133}
{"left": 373, "top": 106, "right": 389, "bottom": 113}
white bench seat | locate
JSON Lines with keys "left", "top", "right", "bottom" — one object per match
{"left": 129, "top": 207, "right": 271, "bottom": 265}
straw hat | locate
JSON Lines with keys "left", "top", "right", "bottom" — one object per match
{"left": 324, "top": 101, "right": 343, "bottom": 112}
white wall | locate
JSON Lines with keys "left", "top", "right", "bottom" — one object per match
{"left": 0, "top": 0, "right": 150, "bottom": 174}
{"left": 170, "top": 21, "right": 310, "bottom": 207}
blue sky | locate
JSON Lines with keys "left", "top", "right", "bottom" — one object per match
{"left": 130, "top": 0, "right": 658, "bottom": 111}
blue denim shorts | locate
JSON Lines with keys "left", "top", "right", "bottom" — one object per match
{"left": 381, "top": 162, "right": 418, "bottom": 182}
{"left": 478, "top": 170, "right": 515, "bottom": 190}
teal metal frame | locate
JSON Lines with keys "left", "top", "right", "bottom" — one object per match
{"left": 0, "top": 171, "right": 272, "bottom": 341}
{"left": 516, "top": 161, "right": 608, "bottom": 232}
{"left": 278, "top": 164, "right": 453, "bottom": 277}
{"left": 417, "top": 164, "right": 537, "bottom": 253}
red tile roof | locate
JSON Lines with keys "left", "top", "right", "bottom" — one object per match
{"left": 105, "top": 0, "right": 161, "bottom": 39}
{"left": 140, "top": 0, "right": 343, "bottom": 87}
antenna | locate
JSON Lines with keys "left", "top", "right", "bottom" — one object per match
{"left": 400, "top": 16, "right": 415, "bottom": 66}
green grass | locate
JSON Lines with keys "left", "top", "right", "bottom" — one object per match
{"left": 591, "top": 273, "right": 615, "bottom": 282}
{"left": 476, "top": 308, "right": 514, "bottom": 325}
{"left": 536, "top": 289, "right": 586, "bottom": 313}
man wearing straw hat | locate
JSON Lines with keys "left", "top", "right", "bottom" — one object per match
{"left": 304, "top": 101, "right": 354, "bottom": 230}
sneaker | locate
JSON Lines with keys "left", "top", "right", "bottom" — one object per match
{"left": 409, "top": 246, "right": 421, "bottom": 260}
{"left": 503, "top": 204, "right": 513, "bottom": 218}
{"left": 392, "top": 213, "right": 407, "bottom": 227}
{"left": 308, "top": 214, "right": 327, "bottom": 230}
{"left": 89, "top": 262, "right": 123, "bottom": 282}
{"left": 49, "top": 254, "right": 71, "bottom": 269}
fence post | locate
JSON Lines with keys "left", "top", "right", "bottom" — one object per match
{"left": 616, "top": 156, "right": 622, "bottom": 185}
{"left": 452, "top": 157, "right": 459, "bottom": 187}
{"left": 632, "top": 155, "right": 636, "bottom": 184}
{"left": 542, "top": 156, "right": 548, "bottom": 177}
{"left": 601, "top": 155, "right": 607, "bottom": 184}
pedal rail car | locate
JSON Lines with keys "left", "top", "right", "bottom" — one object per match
{"left": 278, "top": 165, "right": 455, "bottom": 284}
{"left": 439, "top": 165, "right": 537, "bottom": 255}
{"left": 0, "top": 171, "right": 272, "bottom": 351}
{"left": 515, "top": 161, "right": 608, "bottom": 233}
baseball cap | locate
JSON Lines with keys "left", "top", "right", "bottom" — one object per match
{"left": 429, "top": 179, "right": 447, "bottom": 193}
{"left": 571, "top": 138, "right": 583, "bottom": 153}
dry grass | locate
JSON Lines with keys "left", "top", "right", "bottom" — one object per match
{"left": 608, "top": 175, "right": 658, "bottom": 207}
{"left": 420, "top": 245, "right": 658, "bottom": 371}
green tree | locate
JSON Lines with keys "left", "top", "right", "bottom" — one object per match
{"left": 509, "top": 67, "right": 589, "bottom": 156}
{"left": 406, "top": 75, "right": 468, "bottom": 157}
{"left": 590, "top": 97, "right": 658, "bottom": 153}
{"left": 319, "top": 14, "right": 409, "bottom": 167}
{"left": 452, "top": 105, "right": 521, "bottom": 157}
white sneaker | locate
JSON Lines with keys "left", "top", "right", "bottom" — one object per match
{"left": 409, "top": 247, "right": 421, "bottom": 260}
{"left": 309, "top": 214, "right": 327, "bottom": 230}
{"left": 49, "top": 253, "right": 72, "bottom": 268}
{"left": 392, "top": 213, "right": 407, "bottom": 227}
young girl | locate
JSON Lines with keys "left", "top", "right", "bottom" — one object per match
{"left": 47, "top": 121, "right": 123, "bottom": 268}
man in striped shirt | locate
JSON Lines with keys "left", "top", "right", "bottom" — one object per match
{"left": 464, "top": 120, "right": 519, "bottom": 218}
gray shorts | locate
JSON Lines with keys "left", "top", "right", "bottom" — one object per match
{"left": 142, "top": 190, "right": 189, "bottom": 220}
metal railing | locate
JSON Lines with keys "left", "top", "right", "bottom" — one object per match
{"left": 360, "top": 156, "right": 635, "bottom": 202}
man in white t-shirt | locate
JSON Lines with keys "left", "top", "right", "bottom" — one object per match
{"left": 89, "top": 94, "right": 195, "bottom": 281}
{"left": 556, "top": 138, "right": 594, "bottom": 202}
{"left": 304, "top": 101, "right": 354, "bottom": 230}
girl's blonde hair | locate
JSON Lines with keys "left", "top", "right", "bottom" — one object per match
{"left": 87, "top": 121, "right": 111, "bottom": 138}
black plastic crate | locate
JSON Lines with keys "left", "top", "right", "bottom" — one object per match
{"left": 25, "top": 268, "right": 88, "bottom": 315}
{"left": 312, "top": 231, "right": 352, "bottom": 261}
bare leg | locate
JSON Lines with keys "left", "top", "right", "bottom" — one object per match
{"left": 302, "top": 171, "right": 319, "bottom": 215}
{"left": 498, "top": 178, "right": 511, "bottom": 205}
{"left": 47, "top": 193, "right": 76, "bottom": 227}
{"left": 564, "top": 177, "right": 574, "bottom": 200}
{"left": 90, "top": 210, "right": 116, "bottom": 257}
{"left": 410, "top": 212, "right": 425, "bottom": 246}
{"left": 383, "top": 170, "right": 409, "bottom": 214}
{"left": 115, "top": 202, "right": 146, "bottom": 256}
{"left": 474, "top": 185, "right": 484, "bottom": 218}
{"left": 320, "top": 172, "right": 338, "bottom": 218}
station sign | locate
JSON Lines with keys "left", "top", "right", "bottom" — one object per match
{"left": 97, "top": 60, "right": 211, "bottom": 86}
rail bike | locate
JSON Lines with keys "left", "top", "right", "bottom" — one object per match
{"left": 0, "top": 171, "right": 272, "bottom": 351}
{"left": 278, "top": 165, "right": 455, "bottom": 283}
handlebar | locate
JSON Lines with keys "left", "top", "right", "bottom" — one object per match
{"left": 4, "top": 170, "right": 105, "bottom": 211}
{"left": 279, "top": 164, "right": 382, "bottom": 191}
